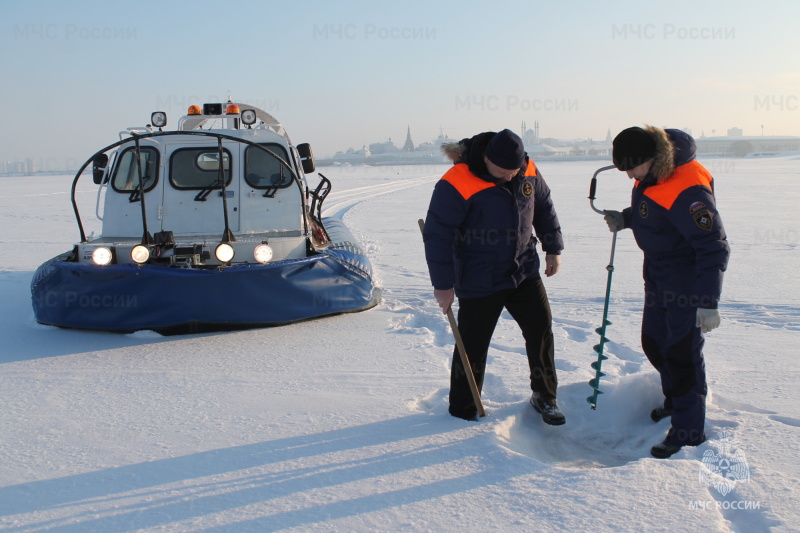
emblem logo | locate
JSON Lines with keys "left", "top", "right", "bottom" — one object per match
{"left": 693, "top": 208, "right": 713, "bottom": 230}
{"left": 689, "top": 201, "right": 706, "bottom": 214}
{"left": 699, "top": 428, "right": 750, "bottom": 496}
{"left": 521, "top": 182, "right": 533, "bottom": 197}
{"left": 639, "top": 200, "right": 648, "bottom": 218}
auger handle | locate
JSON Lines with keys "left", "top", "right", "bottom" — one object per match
{"left": 589, "top": 164, "right": 618, "bottom": 215}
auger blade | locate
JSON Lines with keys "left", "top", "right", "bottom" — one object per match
{"left": 586, "top": 389, "right": 604, "bottom": 408}
{"left": 592, "top": 344, "right": 610, "bottom": 355}
{"left": 590, "top": 361, "right": 606, "bottom": 373}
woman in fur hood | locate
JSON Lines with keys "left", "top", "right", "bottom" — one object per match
{"left": 606, "top": 125, "right": 730, "bottom": 459}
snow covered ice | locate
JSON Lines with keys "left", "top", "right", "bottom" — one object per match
{"left": 1, "top": 157, "right": 798, "bottom": 532}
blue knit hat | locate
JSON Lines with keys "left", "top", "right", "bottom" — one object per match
{"left": 485, "top": 129, "right": 526, "bottom": 169}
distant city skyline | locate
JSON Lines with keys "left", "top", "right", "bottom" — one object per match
{"left": 4, "top": 122, "right": 799, "bottom": 176}
{"left": 3, "top": 1, "right": 799, "bottom": 165}
{"left": 329, "top": 121, "right": 788, "bottom": 155}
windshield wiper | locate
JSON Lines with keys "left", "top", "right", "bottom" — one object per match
{"left": 194, "top": 178, "right": 221, "bottom": 202}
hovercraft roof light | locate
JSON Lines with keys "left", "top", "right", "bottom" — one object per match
{"left": 177, "top": 102, "right": 288, "bottom": 139}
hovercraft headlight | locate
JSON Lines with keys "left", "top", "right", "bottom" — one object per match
{"left": 91, "top": 247, "right": 113, "bottom": 266}
{"left": 241, "top": 109, "right": 257, "bottom": 126}
{"left": 254, "top": 244, "right": 273, "bottom": 264}
{"left": 130, "top": 245, "right": 151, "bottom": 264}
{"left": 150, "top": 111, "right": 167, "bottom": 129}
{"left": 215, "top": 243, "right": 235, "bottom": 263}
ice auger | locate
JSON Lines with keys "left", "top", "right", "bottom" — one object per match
{"left": 587, "top": 164, "right": 619, "bottom": 409}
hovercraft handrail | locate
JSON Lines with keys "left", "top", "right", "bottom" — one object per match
{"left": 215, "top": 136, "right": 234, "bottom": 243}
{"left": 70, "top": 130, "right": 310, "bottom": 244}
{"left": 309, "top": 173, "right": 331, "bottom": 222}
{"left": 178, "top": 102, "right": 288, "bottom": 140}
{"left": 133, "top": 136, "right": 154, "bottom": 245}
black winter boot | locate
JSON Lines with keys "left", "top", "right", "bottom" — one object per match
{"left": 530, "top": 393, "right": 565, "bottom": 426}
{"left": 650, "top": 406, "right": 673, "bottom": 422}
{"left": 651, "top": 440, "right": 682, "bottom": 459}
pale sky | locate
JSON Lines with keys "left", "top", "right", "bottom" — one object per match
{"left": 2, "top": 0, "right": 799, "bottom": 168}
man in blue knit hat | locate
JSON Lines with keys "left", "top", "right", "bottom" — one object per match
{"left": 422, "top": 129, "right": 566, "bottom": 424}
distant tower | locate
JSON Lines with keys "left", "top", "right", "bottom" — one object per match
{"left": 403, "top": 126, "right": 415, "bottom": 152}
{"left": 606, "top": 128, "right": 612, "bottom": 142}
{"left": 534, "top": 120, "right": 540, "bottom": 141}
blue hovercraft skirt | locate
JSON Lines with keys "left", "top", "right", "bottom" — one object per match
{"left": 30, "top": 220, "right": 380, "bottom": 334}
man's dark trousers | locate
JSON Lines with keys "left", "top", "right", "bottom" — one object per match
{"left": 449, "top": 276, "right": 557, "bottom": 418}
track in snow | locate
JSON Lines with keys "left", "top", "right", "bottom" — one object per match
{"left": 322, "top": 175, "right": 437, "bottom": 219}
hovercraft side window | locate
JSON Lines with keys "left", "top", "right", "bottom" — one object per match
{"left": 170, "top": 148, "right": 233, "bottom": 190}
{"left": 244, "top": 144, "right": 294, "bottom": 189}
{"left": 111, "top": 146, "right": 159, "bottom": 193}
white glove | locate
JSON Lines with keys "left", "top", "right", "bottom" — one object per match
{"left": 696, "top": 308, "right": 721, "bottom": 333}
{"left": 603, "top": 210, "right": 625, "bottom": 232}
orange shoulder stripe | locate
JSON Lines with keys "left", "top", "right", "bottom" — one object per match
{"left": 643, "top": 160, "right": 713, "bottom": 210}
{"left": 523, "top": 159, "right": 537, "bottom": 176}
{"left": 441, "top": 163, "right": 495, "bottom": 200}
{"left": 441, "top": 159, "right": 538, "bottom": 200}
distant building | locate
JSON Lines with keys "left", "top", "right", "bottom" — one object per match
{"left": 324, "top": 129, "right": 457, "bottom": 166}
{"left": 696, "top": 135, "right": 800, "bottom": 157}
{"left": 520, "top": 120, "right": 539, "bottom": 146}
{"left": 417, "top": 130, "right": 458, "bottom": 153}
{"left": 369, "top": 140, "right": 398, "bottom": 155}
{"left": 402, "top": 127, "right": 415, "bottom": 152}
{"left": 331, "top": 145, "right": 372, "bottom": 163}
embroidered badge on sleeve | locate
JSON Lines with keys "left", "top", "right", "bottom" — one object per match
{"left": 693, "top": 209, "right": 713, "bottom": 230}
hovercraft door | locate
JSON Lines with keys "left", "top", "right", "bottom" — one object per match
{"left": 161, "top": 142, "right": 240, "bottom": 235}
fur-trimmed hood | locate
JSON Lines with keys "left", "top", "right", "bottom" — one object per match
{"left": 440, "top": 131, "right": 530, "bottom": 183}
{"left": 645, "top": 125, "right": 697, "bottom": 183}
{"left": 440, "top": 132, "right": 498, "bottom": 182}
{"left": 441, "top": 140, "right": 464, "bottom": 163}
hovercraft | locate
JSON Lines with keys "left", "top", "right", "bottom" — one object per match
{"left": 31, "top": 100, "right": 380, "bottom": 334}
